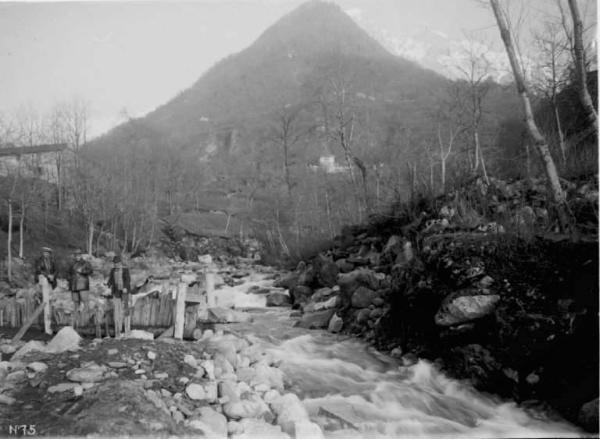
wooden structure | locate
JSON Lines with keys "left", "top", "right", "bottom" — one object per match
{"left": 0, "top": 143, "right": 68, "bottom": 157}
{"left": 1, "top": 269, "right": 215, "bottom": 338}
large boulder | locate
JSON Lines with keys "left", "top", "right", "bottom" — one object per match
{"left": 208, "top": 307, "right": 253, "bottom": 323}
{"left": 46, "top": 326, "right": 82, "bottom": 353}
{"left": 274, "top": 273, "right": 299, "bottom": 290}
{"left": 315, "top": 257, "right": 339, "bottom": 288}
{"left": 335, "top": 259, "right": 354, "bottom": 273}
{"left": 290, "top": 286, "right": 313, "bottom": 305}
{"left": 270, "top": 393, "right": 310, "bottom": 435}
{"left": 188, "top": 407, "right": 228, "bottom": 438}
{"left": 66, "top": 363, "right": 107, "bottom": 383}
{"left": 223, "top": 394, "right": 270, "bottom": 420}
{"left": 11, "top": 340, "right": 46, "bottom": 360}
{"left": 297, "top": 265, "right": 315, "bottom": 286}
{"left": 303, "top": 295, "right": 339, "bottom": 313}
{"left": 578, "top": 397, "right": 599, "bottom": 432}
{"left": 328, "top": 313, "right": 343, "bottom": 333}
{"left": 337, "top": 269, "right": 380, "bottom": 298}
{"left": 266, "top": 292, "right": 292, "bottom": 307}
{"left": 311, "top": 287, "right": 335, "bottom": 302}
{"left": 296, "top": 309, "right": 335, "bottom": 329}
{"left": 434, "top": 289, "right": 501, "bottom": 326}
{"left": 350, "top": 287, "right": 379, "bottom": 308}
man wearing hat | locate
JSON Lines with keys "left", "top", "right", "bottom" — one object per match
{"left": 106, "top": 255, "right": 131, "bottom": 337}
{"left": 67, "top": 249, "right": 93, "bottom": 328}
{"left": 35, "top": 247, "right": 58, "bottom": 335}
{"left": 34, "top": 247, "right": 57, "bottom": 289}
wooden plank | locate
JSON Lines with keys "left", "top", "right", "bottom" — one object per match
{"left": 205, "top": 269, "right": 215, "bottom": 307}
{"left": 0, "top": 143, "right": 68, "bottom": 157}
{"left": 173, "top": 282, "right": 187, "bottom": 339}
{"left": 39, "top": 276, "right": 52, "bottom": 335}
{"left": 11, "top": 302, "right": 45, "bottom": 343}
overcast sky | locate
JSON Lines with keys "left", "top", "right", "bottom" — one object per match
{"left": 0, "top": 0, "right": 596, "bottom": 138}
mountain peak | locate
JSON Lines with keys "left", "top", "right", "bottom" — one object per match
{"left": 251, "top": 0, "right": 390, "bottom": 58}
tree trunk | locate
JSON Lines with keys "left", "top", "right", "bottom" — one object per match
{"left": 567, "top": 0, "right": 598, "bottom": 134}
{"left": 283, "top": 138, "right": 292, "bottom": 197}
{"left": 18, "top": 199, "right": 25, "bottom": 259}
{"left": 87, "top": 218, "right": 94, "bottom": 256}
{"left": 491, "top": 0, "right": 572, "bottom": 232}
{"left": 7, "top": 200, "right": 13, "bottom": 283}
{"left": 553, "top": 99, "right": 567, "bottom": 164}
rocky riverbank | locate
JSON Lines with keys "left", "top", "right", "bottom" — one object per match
{"left": 0, "top": 324, "right": 323, "bottom": 438}
{"left": 271, "top": 176, "right": 599, "bottom": 433}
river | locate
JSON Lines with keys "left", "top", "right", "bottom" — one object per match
{"left": 212, "top": 270, "right": 584, "bottom": 438}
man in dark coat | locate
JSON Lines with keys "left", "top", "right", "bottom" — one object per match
{"left": 34, "top": 247, "right": 57, "bottom": 289}
{"left": 107, "top": 255, "right": 131, "bottom": 337}
{"left": 68, "top": 249, "right": 93, "bottom": 328}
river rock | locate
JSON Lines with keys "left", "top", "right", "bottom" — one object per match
{"left": 304, "top": 295, "right": 339, "bottom": 313}
{"left": 291, "top": 421, "right": 324, "bottom": 439}
{"left": 186, "top": 383, "right": 206, "bottom": 400}
{"left": 290, "top": 286, "right": 313, "bottom": 305}
{"left": 219, "top": 381, "right": 241, "bottom": 402}
{"left": 270, "top": 393, "right": 310, "bottom": 434}
{"left": 274, "top": 273, "right": 299, "bottom": 290}
{"left": 578, "top": 397, "right": 599, "bottom": 432}
{"left": 124, "top": 330, "right": 154, "bottom": 340}
{"left": 335, "top": 258, "right": 354, "bottom": 273}
{"left": 338, "top": 269, "right": 380, "bottom": 298}
{"left": 183, "top": 354, "right": 197, "bottom": 368}
{"left": 316, "top": 259, "right": 339, "bottom": 287}
{"left": 328, "top": 313, "right": 343, "bottom": 333}
{"left": 188, "top": 406, "right": 228, "bottom": 438}
{"left": 351, "top": 287, "right": 379, "bottom": 308}
{"left": 251, "top": 361, "right": 284, "bottom": 391}
{"left": 66, "top": 363, "right": 107, "bottom": 383}
{"left": 214, "top": 354, "right": 235, "bottom": 376}
{"left": 296, "top": 309, "right": 335, "bottom": 329}
{"left": 311, "top": 287, "right": 334, "bottom": 302}
{"left": 205, "top": 382, "right": 219, "bottom": 402}
{"left": 0, "top": 394, "right": 16, "bottom": 405}
{"left": 48, "top": 382, "right": 81, "bottom": 393}
{"left": 435, "top": 290, "right": 501, "bottom": 326}
{"left": 356, "top": 308, "right": 371, "bottom": 324}
{"left": 369, "top": 308, "right": 384, "bottom": 319}
{"left": 26, "top": 362, "right": 48, "bottom": 374}
{"left": 11, "top": 340, "right": 46, "bottom": 360}
{"left": 0, "top": 344, "right": 17, "bottom": 355}
{"left": 318, "top": 400, "right": 364, "bottom": 428}
{"left": 266, "top": 292, "right": 291, "bottom": 307}
{"left": 223, "top": 395, "right": 269, "bottom": 420}
{"left": 208, "top": 307, "right": 253, "bottom": 323}
{"left": 235, "top": 419, "right": 289, "bottom": 439}
{"left": 383, "top": 235, "right": 402, "bottom": 258}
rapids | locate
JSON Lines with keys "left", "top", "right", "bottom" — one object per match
{"left": 215, "top": 270, "right": 585, "bottom": 438}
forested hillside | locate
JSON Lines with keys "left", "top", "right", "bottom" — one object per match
{"left": 0, "top": 0, "right": 596, "bottom": 268}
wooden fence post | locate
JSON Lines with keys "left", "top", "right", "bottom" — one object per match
{"left": 205, "top": 268, "right": 215, "bottom": 308}
{"left": 173, "top": 280, "right": 187, "bottom": 340}
{"left": 40, "top": 275, "right": 52, "bottom": 335}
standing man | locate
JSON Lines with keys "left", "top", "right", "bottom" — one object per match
{"left": 107, "top": 255, "right": 131, "bottom": 338}
{"left": 34, "top": 247, "right": 57, "bottom": 335}
{"left": 68, "top": 249, "right": 93, "bottom": 329}
{"left": 34, "top": 247, "right": 57, "bottom": 288}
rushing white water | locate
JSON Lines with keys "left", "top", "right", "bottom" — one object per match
{"left": 213, "top": 269, "right": 585, "bottom": 438}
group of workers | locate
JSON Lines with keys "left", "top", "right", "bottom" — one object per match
{"left": 34, "top": 247, "right": 132, "bottom": 337}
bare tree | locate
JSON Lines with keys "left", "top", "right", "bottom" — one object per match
{"left": 490, "top": 0, "right": 572, "bottom": 231}
{"left": 534, "top": 20, "right": 571, "bottom": 163}
{"left": 269, "top": 104, "right": 310, "bottom": 197}
{"left": 567, "top": 0, "right": 598, "bottom": 134}
{"left": 445, "top": 36, "right": 494, "bottom": 181}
